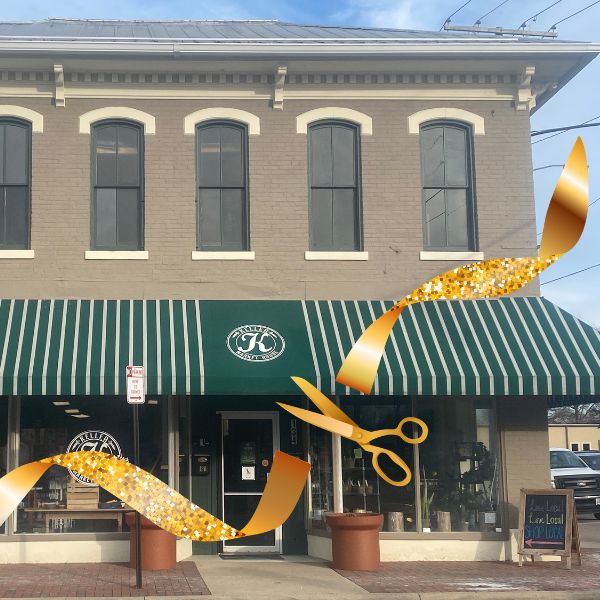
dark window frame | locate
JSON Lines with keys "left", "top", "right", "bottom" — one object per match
{"left": 419, "top": 120, "right": 478, "bottom": 252}
{"left": 195, "top": 120, "right": 250, "bottom": 251}
{"left": 308, "top": 120, "right": 363, "bottom": 252}
{"left": 0, "top": 118, "right": 32, "bottom": 250}
{"left": 90, "top": 119, "right": 145, "bottom": 251}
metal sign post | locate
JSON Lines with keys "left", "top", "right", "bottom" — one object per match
{"left": 127, "top": 366, "right": 145, "bottom": 589}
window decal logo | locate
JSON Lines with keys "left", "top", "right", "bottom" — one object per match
{"left": 226, "top": 325, "right": 285, "bottom": 362}
{"left": 67, "top": 430, "right": 123, "bottom": 485}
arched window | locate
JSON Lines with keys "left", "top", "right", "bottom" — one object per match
{"left": 0, "top": 118, "right": 31, "bottom": 249}
{"left": 196, "top": 121, "right": 249, "bottom": 251}
{"left": 420, "top": 121, "right": 476, "bottom": 251}
{"left": 308, "top": 121, "right": 361, "bottom": 251}
{"left": 91, "top": 121, "right": 144, "bottom": 250}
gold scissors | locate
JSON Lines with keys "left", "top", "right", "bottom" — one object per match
{"left": 278, "top": 377, "right": 428, "bottom": 487}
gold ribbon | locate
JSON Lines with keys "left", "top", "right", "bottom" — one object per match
{"left": 0, "top": 450, "right": 309, "bottom": 541}
{"left": 335, "top": 138, "right": 589, "bottom": 394}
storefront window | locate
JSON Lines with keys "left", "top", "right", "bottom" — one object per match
{"left": 0, "top": 397, "right": 7, "bottom": 534}
{"left": 308, "top": 426, "right": 333, "bottom": 529}
{"left": 305, "top": 396, "right": 501, "bottom": 535}
{"left": 417, "top": 398, "right": 500, "bottom": 533}
{"left": 340, "top": 398, "right": 417, "bottom": 532}
{"left": 16, "top": 396, "right": 168, "bottom": 534}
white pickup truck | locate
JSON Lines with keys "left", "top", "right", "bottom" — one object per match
{"left": 550, "top": 448, "right": 600, "bottom": 519}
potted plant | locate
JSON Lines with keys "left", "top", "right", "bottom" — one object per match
{"left": 420, "top": 467, "right": 434, "bottom": 531}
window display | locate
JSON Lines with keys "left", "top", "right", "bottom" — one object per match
{"left": 16, "top": 396, "right": 169, "bottom": 534}
{"left": 308, "top": 426, "right": 333, "bottom": 529}
{"left": 417, "top": 398, "right": 500, "bottom": 533}
{"left": 340, "top": 398, "right": 416, "bottom": 532}
{"left": 306, "top": 396, "right": 501, "bottom": 535}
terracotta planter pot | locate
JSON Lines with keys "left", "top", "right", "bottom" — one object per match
{"left": 125, "top": 512, "right": 177, "bottom": 571}
{"left": 326, "top": 512, "right": 383, "bottom": 571}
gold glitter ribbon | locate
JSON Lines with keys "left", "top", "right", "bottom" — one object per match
{"left": 335, "top": 137, "right": 589, "bottom": 394}
{"left": 0, "top": 450, "right": 310, "bottom": 541}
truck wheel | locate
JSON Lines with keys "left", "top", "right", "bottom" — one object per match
{"left": 594, "top": 512, "right": 600, "bottom": 520}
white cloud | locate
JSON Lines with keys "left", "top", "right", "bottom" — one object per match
{"left": 331, "top": 0, "right": 428, "bottom": 30}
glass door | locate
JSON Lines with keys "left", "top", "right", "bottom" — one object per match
{"left": 221, "top": 412, "right": 280, "bottom": 553}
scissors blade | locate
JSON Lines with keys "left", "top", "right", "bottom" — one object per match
{"left": 277, "top": 403, "right": 355, "bottom": 439}
{"left": 291, "top": 376, "right": 358, "bottom": 427}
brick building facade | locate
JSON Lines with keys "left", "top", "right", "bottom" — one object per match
{"left": 0, "top": 19, "right": 598, "bottom": 564}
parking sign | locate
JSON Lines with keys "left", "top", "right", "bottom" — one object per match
{"left": 126, "top": 365, "right": 145, "bottom": 404}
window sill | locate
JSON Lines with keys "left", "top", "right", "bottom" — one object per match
{"left": 305, "top": 251, "right": 368, "bottom": 261}
{"left": 420, "top": 251, "right": 484, "bottom": 261}
{"left": 0, "top": 249, "right": 34, "bottom": 259}
{"left": 192, "top": 251, "right": 255, "bottom": 261}
{"left": 85, "top": 251, "right": 149, "bottom": 260}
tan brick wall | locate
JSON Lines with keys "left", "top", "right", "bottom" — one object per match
{"left": 498, "top": 397, "right": 550, "bottom": 528}
{"left": 0, "top": 96, "right": 538, "bottom": 300}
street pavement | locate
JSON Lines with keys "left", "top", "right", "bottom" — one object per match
{"left": 578, "top": 514, "right": 600, "bottom": 548}
{"left": 0, "top": 518, "right": 599, "bottom": 599}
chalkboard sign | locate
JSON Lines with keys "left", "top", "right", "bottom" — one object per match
{"left": 518, "top": 489, "right": 581, "bottom": 570}
{"left": 523, "top": 492, "right": 567, "bottom": 550}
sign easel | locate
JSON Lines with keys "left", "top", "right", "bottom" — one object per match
{"left": 517, "top": 488, "right": 582, "bottom": 569}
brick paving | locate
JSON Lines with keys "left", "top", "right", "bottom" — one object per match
{"left": 0, "top": 562, "right": 210, "bottom": 597}
{"left": 336, "top": 549, "right": 600, "bottom": 594}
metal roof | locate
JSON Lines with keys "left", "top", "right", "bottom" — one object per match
{"left": 0, "top": 18, "right": 580, "bottom": 43}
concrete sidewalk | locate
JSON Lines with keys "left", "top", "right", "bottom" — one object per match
{"left": 1, "top": 554, "right": 599, "bottom": 599}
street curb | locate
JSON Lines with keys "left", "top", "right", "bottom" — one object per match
{"left": 5, "top": 594, "right": 600, "bottom": 600}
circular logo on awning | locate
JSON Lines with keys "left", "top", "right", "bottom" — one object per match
{"left": 67, "top": 430, "right": 123, "bottom": 485}
{"left": 227, "top": 325, "right": 285, "bottom": 362}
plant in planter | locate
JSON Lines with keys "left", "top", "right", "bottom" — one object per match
{"left": 420, "top": 467, "right": 435, "bottom": 530}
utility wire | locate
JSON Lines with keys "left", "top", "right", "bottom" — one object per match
{"left": 519, "top": 0, "right": 563, "bottom": 28}
{"left": 549, "top": 0, "right": 600, "bottom": 30}
{"left": 474, "top": 0, "right": 511, "bottom": 24}
{"left": 541, "top": 262, "right": 600, "bottom": 285}
{"left": 532, "top": 114, "right": 600, "bottom": 145}
{"left": 533, "top": 164, "right": 564, "bottom": 172}
{"left": 440, "top": 0, "right": 473, "bottom": 30}
{"left": 531, "top": 122, "right": 600, "bottom": 136}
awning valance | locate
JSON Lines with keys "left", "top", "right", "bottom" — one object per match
{"left": 0, "top": 297, "right": 598, "bottom": 397}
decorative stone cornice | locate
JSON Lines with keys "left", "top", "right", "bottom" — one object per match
{"left": 0, "top": 68, "right": 555, "bottom": 112}
{"left": 273, "top": 65, "right": 287, "bottom": 110}
{"left": 54, "top": 64, "right": 65, "bottom": 107}
{"left": 515, "top": 65, "right": 536, "bottom": 111}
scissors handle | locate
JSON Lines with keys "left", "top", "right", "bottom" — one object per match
{"left": 360, "top": 417, "right": 428, "bottom": 446}
{"left": 363, "top": 445, "right": 412, "bottom": 487}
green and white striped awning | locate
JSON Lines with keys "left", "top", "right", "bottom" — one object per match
{"left": 0, "top": 297, "right": 598, "bottom": 397}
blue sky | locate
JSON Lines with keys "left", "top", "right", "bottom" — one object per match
{"left": 3, "top": 1, "right": 600, "bottom": 325}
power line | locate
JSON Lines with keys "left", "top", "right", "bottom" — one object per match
{"left": 532, "top": 114, "right": 600, "bottom": 145}
{"left": 519, "top": 0, "right": 563, "bottom": 28}
{"left": 440, "top": 0, "right": 473, "bottom": 30}
{"left": 474, "top": 0, "right": 511, "bottom": 24}
{"left": 533, "top": 164, "right": 563, "bottom": 172}
{"left": 541, "top": 262, "right": 600, "bottom": 285}
{"left": 549, "top": 0, "right": 600, "bottom": 30}
{"left": 531, "top": 122, "right": 600, "bottom": 136}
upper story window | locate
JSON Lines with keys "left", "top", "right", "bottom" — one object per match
{"left": 91, "top": 120, "right": 144, "bottom": 250}
{"left": 309, "top": 121, "right": 361, "bottom": 251}
{"left": 420, "top": 121, "right": 476, "bottom": 251}
{"left": 0, "top": 119, "right": 31, "bottom": 249}
{"left": 196, "top": 121, "right": 249, "bottom": 251}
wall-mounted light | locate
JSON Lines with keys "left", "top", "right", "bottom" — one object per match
{"left": 65, "top": 409, "right": 80, "bottom": 414}
{"left": 53, "top": 401, "right": 70, "bottom": 406}
{"left": 71, "top": 414, "right": 90, "bottom": 418}
{"left": 147, "top": 399, "right": 159, "bottom": 405}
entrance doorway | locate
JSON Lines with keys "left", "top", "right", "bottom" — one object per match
{"left": 221, "top": 412, "right": 280, "bottom": 553}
